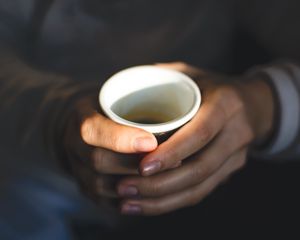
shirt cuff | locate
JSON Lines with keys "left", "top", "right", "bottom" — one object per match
{"left": 247, "top": 64, "right": 300, "bottom": 156}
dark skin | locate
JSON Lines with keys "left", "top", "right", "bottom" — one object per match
{"left": 63, "top": 62, "right": 274, "bottom": 216}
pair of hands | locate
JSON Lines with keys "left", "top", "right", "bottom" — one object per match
{"left": 63, "top": 63, "right": 274, "bottom": 216}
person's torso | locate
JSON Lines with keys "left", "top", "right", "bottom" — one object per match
{"left": 30, "top": 0, "right": 236, "bottom": 81}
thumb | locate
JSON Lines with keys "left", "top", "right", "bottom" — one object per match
{"left": 80, "top": 112, "right": 158, "bottom": 153}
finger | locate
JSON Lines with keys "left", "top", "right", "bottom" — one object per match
{"left": 139, "top": 94, "right": 227, "bottom": 176}
{"left": 121, "top": 149, "right": 247, "bottom": 216}
{"left": 70, "top": 142, "right": 141, "bottom": 175}
{"left": 155, "top": 62, "right": 206, "bottom": 80}
{"left": 66, "top": 122, "right": 141, "bottom": 175}
{"left": 70, "top": 158, "right": 119, "bottom": 198}
{"left": 89, "top": 147, "right": 140, "bottom": 175}
{"left": 118, "top": 114, "right": 252, "bottom": 198}
{"left": 140, "top": 85, "right": 250, "bottom": 176}
{"left": 80, "top": 111, "right": 157, "bottom": 153}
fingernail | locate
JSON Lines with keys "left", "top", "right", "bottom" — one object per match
{"left": 118, "top": 185, "right": 139, "bottom": 197}
{"left": 142, "top": 161, "right": 161, "bottom": 176}
{"left": 134, "top": 137, "right": 157, "bottom": 152}
{"left": 121, "top": 203, "right": 142, "bottom": 215}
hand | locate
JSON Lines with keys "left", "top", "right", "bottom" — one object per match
{"left": 62, "top": 94, "right": 158, "bottom": 204}
{"left": 117, "top": 63, "right": 275, "bottom": 215}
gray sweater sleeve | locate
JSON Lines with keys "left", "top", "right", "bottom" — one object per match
{"left": 246, "top": 63, "right": 300, "bottom": 160}
{"left": 236, "top": 0, "right": 300, "bottom": 160}
{"left": 0, "top": 0, "right": 96, "bottom": 169}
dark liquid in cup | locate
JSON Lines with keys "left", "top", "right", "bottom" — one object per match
{"left": 121, "top": 110, "right": 173, "bottom": 124}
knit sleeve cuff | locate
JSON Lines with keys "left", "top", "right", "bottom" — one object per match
{"left": 247, "top": 64, "right": 300, "bottom": 157}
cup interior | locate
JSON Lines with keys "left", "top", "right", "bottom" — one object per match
{"left": 99, "top": 66, "right": 201, "bottom": 134}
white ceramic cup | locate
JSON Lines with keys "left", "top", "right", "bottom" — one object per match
{"left": 99, "top": 65, "right": 201, "bottom": 136}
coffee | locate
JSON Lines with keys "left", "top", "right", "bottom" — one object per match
{"left": 99, "top": 65, "right": 201, "bottom": 135}
{"left": 121, "top": 109, "right": 173, "bottom": 124}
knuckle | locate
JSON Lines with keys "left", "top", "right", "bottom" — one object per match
{"left": 235, "top": 156, "right": 247, "bottom": 170}
{"left": 114, "top": 139, "right": 124, "bottom": 152}
{"left": 191, "top": 163, "right": 212, "bottom": 181}
{"left": 220, "top": 85, "right": 237, "bottom": 99}
{"left": 146, "top": 180, "right": 163, "bottom": 196}
{"left": 243, "top": 125, "right": 255, "bottom": 143}
{"left": 81, "top": 118, "right": 96, "bottom": 144}
{"left": 234, "top": 97, "right": 245, "bottom": 113}
{"left": 99, "top": 130, "right": 121, "bottom": 151}
{"left": 217, "top": 85, "right": 244, "bottom": 115}
{"left": 159, "top": 150, "right": 177, "bottom": 169}
{"left": 191, "top": 166, "right": 203, "bottom": 180}
{"left": 197, "top": 125, "right": 213, "bottom": 144}
{"left": 237, "top": 121, "right": 255, "bottom": 146}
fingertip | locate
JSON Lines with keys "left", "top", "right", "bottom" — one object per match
{"left": 133, "top": 134, "right": 158, "bottom": 152}
{"left": 108, "top": 123, "right": 158, "bottom": 153}
{"left": 139, "top": 160, "right": 161, "bottom": 176}
{"left": 120, "top": 202, "right": 142, "bottom": 215}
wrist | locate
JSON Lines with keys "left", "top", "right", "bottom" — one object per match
{"left": 236, "top": 73, "right": 276, "bottom": 145}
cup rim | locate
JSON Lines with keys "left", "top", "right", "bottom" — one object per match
{"left": 99, "top": 65, "right": 201, "bottom": 134}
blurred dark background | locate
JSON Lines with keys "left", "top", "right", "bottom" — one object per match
{"left": 1, "top": 0, "right": 300, "bottom": 239}
{"left": 74, "top": 160, "right": 300, "bottom": 239}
